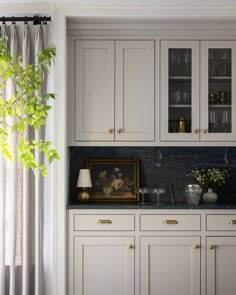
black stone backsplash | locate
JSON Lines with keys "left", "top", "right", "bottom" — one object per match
{"left": 69, "top": 147, "right": 236, "bottom": 204}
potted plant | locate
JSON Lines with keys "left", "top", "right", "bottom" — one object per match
{"left": 189, "top": 168, "right": 229, "bottom": 203}
{"left": 0, "top": 37, "right": 59, "bottom": 175}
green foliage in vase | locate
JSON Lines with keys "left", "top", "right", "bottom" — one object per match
{"left": 0, "top": 37, "right": 59, "bottom": 176}
{"left": 188, "top": 168, "right": 229, "bottom": 189}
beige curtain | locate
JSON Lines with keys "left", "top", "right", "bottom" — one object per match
{"left": 0, "top": 24, "right": 49, "bottom": 295}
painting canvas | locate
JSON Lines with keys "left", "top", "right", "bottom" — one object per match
{"left": 86, "top": 159, "right": 139, "bottom": 202}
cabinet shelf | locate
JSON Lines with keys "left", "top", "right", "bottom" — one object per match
{"left": 169, "top": 104, "right": 191, "bottom": 108}
{"left": 169, "top": 76, "right": 192, "bottom": 80}
{"left": 209, "top": 76, "right": 232, "bottom": 80}
{"left": 209, "top": 104, "right": 231, "bottom": 108}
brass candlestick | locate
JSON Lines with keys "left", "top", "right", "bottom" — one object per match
{"left": 78, "top": 187, "right": 90, "bottom": 202}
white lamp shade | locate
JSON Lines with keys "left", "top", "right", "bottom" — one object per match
{"left": 77, "top": 169, "right": 92, "bottom": 188}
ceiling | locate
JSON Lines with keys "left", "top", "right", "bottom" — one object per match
{"left": 0, "top": 0, "right": 236, "bottom": 19}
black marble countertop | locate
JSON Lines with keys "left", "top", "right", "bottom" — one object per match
{"left": 67, "top": 202, "right": 236, "bottom": 210}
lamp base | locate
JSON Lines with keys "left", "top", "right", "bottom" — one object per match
{"left": 78, "top": 190, "right": 90, "bottom": 202}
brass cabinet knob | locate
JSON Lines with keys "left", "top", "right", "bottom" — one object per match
{"left": 229, "top": 220, "right": 236, "bottom": 224}
{"left": 194, "top": 245, "right": 200, "bottom": 249}
{"left": 209, "top": 245, "right": 215, "bottom": 249}
{"left": 128, "top": 245, "right": 134, "bottom": 249}
{"left": 203, "top": 129, "right": 208, "bottom": 134}
{"left": 108, "top": 129, "right": 113, "bottom": 133}
{"left": 194, "top": 129, "right": 199, "bottom": 134}
{"left": 117, "top": 129, "right": 122, "bottom": 134}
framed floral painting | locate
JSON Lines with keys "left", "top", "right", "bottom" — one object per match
{"left": 86, "top": 159, "right": 139, "bottom": 202}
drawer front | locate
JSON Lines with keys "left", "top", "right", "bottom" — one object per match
{"left": 140, "top": 214, "right": 201, "bottom": 231}
{"left": 74, "top": 214, "right": 135, "bottom": 231}
{"left": 207, "top": 214, "right": 236, "bottom": 231}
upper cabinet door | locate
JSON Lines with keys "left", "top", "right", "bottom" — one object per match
{"left": 200, "top": 41, "right": 236, "bottom": 141}
{"left": 160, "top": 41, "right": 200, "bottom": 141}
{"left": 115, "top": 41, "right": 155, "bottom": 141}
{"left": 74, "top": 40, "right": 115, "bottom": 141}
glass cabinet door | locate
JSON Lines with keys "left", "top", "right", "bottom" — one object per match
{"left": 160, "top": 41, "right": 200, "bottom": 141}
{"left": 200, "top": 41, "right": 236, "bottom": 141}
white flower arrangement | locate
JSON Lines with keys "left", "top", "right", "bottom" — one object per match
{"left": 188, "top": 168, "right": 229, "bottom": 189}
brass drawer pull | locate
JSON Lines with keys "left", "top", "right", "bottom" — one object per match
{"left": 97, "top": 219, "right": 112, "bottom": 224}
{"left": 128, "top": 245, "right": 135, "bottom": 249}
{"left": 209, "top": 245, "right": 215, "bottom": 249}
{"left": 163, "top": 220, "right": 178, "bottom": 225}
{"left": 229, "top": 220, "right": 236, "bottom": 224}
{"left": 194, "top": 245, "right": 200, "bottom": 249}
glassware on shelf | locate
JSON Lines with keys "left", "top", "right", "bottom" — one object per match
{"left": 184, "top": 50, "right": 190, "bottom": 76}
{"left": 220, "top": 49, "right": 228, "bottom": 76}
{"left": 183, "top": 91, "right": 190, "bottom": 104}
{"left": 222, "top": 110, "right": 230, "bottom": 132}
{"left": 222, "top": 110, "right": 229, "bottom": 124}
{"left": 151, "top": 188, "right": 166, "bottom": 205}
{"left": 209, "top": 110, "right": 217, "bottom": 127}
{"left": 209, "top": 49, "right": 215, "bottom": 76}
{"left": 170, "top": 50, "right": 176, "bottom": 76}
{"left": 176, "top": 53, "right": 181, "bottom": 75}
{"left": 138, "top": 188, "right": 150, "bottom": 204}
{"left": 174, "top": 90, "right": 181, "bottom": 103}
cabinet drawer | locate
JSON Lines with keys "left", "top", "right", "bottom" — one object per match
{"left": 207, "top": 214, "right": 236, "bottom": 231}
{"left": 140, "top": 214, "right": 201, "bottom": 231}
{"left": 74, "top": 214, "right": 135, "bottom": 231}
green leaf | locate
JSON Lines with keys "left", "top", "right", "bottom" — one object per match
{"left": 0, "top": 38, "right": 59, "bottom": 176}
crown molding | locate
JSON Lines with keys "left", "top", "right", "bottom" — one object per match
{"left": 66, "top": 18, "right": 236, "bottom": 38}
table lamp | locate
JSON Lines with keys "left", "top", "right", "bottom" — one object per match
{"left": 77, "top": 169, "right": 92, "bottom": 201}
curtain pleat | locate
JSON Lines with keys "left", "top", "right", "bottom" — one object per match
{"left": 0, "top": 24, "right": 7, "bottom": 295}
{"left": 8, "top": 25, "right": 17, "bottom": 295}
{"left": 22, "top": 24, "right": 30, "bottom": 295}
{"left": 0, "top": 24, "right": 49, "bottom": 295}
{"left": 34, "top": 25, "right": 43, "bottom": 295}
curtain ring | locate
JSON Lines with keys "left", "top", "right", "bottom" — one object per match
{"left": 2, "top": 16, "right": 5, "bottom": 25}
{"left": 43, "top": 16, "right": 47, "bottom": 25}
{"left": 24, "top": 16, "right": 28, "bottom": 25}
{"left": 12, "top": 16, "right": 16, "bottom": 25}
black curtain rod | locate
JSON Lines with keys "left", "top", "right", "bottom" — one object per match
{"left": 0, "top": 15, "right": 51, "bottom": 25}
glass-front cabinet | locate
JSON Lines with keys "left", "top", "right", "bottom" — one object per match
{"left": 200, "top": 41, "right": 236, "bottom": 141}
{"left": 161, "top": 40, "right": 236, "bottom": 142}
{"left": 161, "top": 41, "right": 200, "bottom": 141}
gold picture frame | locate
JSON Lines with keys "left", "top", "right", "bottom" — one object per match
{"left": 86, "top": 159, "right": 139, "bottom": 202}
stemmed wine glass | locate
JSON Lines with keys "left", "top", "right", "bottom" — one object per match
{"left": 151, "top": 188, "right": 166, "bottom": 206}
{"left": 222, "top": 110, "right": 230, "bottom": 132}
{"left": 221, "top": 49, "right": 228, "bottom": 76}
{"left": 184, "top": 50, "right": 190, "bottom": 76}
{"left": 209, "top": 110, "right": 217, "bottom": 129}
{"left": 138, "top": 188, "right": 150, "bottom": 205}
